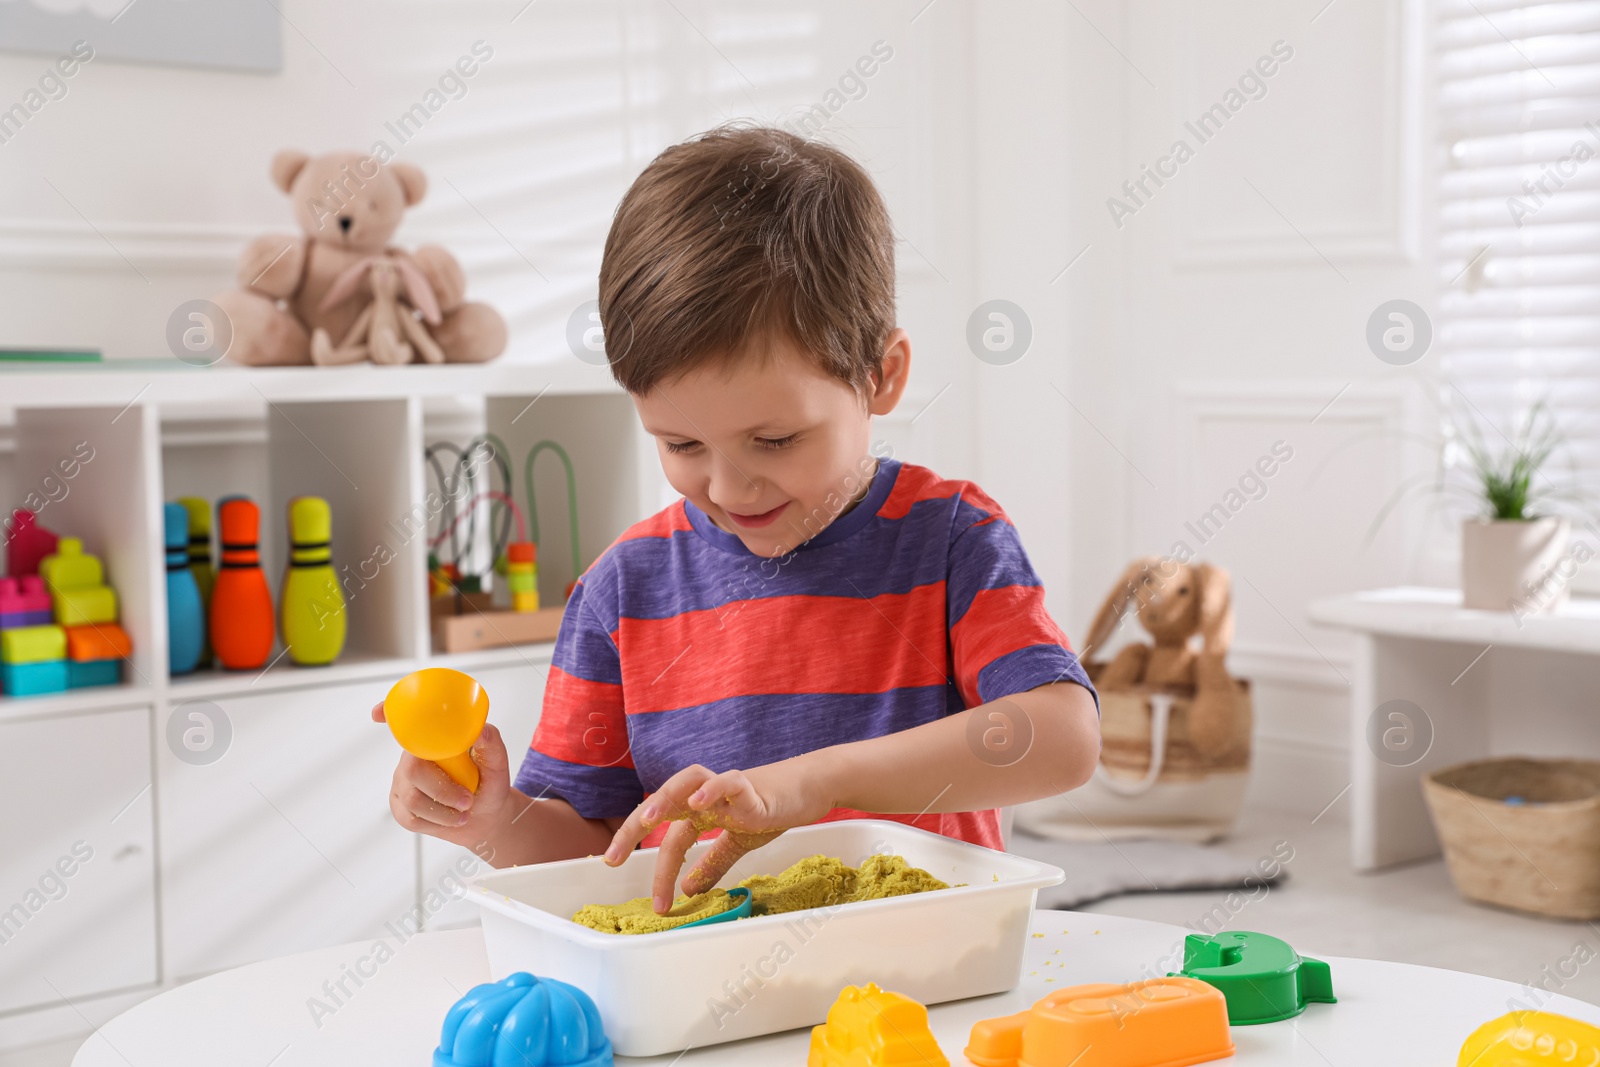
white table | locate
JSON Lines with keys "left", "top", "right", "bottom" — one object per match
{"left": 1310, "top": 586, "right": 1600, "bottom": 870}
{"left": 72, "top": 910, "right": 1600, "bottom": 1066}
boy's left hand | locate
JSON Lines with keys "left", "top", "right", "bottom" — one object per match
{"left": 602, "top": 761, "right": 829, "bottom": 914}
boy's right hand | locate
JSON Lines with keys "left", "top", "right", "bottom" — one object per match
{"left": 372, "top": 701, "right": 511, "bottom": 846}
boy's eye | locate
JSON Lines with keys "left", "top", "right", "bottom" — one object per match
{"left": 664, "top": 440, "right": 701, "bottom": 454}
{"left": 755, "top": 434, "right": 798, "bottom": 451}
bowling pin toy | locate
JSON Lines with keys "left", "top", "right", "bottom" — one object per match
{"left": 384, "top": 668, "right": 490, "bottom": 791}
{"left": 178, "top": 497, "right": 215, "bottom": 667}
{"left": 280, "top": 496, "right": 346, "bottom": 667}
{"left": 164, "top": 503, "right": 204, "bottom": 675}
{"left": 210, "top": 496, "right": 275, "bottom": 671}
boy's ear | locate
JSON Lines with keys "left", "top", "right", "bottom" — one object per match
{"left": 868, "top": 328, "right": 911, "bottom": 416}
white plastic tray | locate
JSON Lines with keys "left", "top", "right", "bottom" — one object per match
{"left": 465, "top": 819, "right": 1065, "bottom": 1057}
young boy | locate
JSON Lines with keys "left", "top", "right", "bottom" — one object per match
{"left": 378, "top": 123, "right": 1100, "bottom": 914}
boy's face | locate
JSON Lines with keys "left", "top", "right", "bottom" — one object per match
{"left": 633, "top": 330, "right": 909, "bottom": 558}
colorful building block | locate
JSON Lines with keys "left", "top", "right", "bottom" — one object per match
{"left": 39, "top": 537, "right": 103, "bottom": 590}
{"left": 1, "top": 624, "right": 67, "bottom": 665}
{"left": 0, "top": 576, "right": 52, "bottom": 625}
{"left": 1, "top": 659, "right": 68, "bottom": 696}
{"left": 64, "top": 623, "right": 131, "bottom": 662}
{"left": 2, "top": 576, "right": 52, "bottom": 613}
{"left": 5, "top": 509, "right": 58, "bottom": 578}
{"left": 54, "top": 586, "right": 118, "bottom": 627}
{"left": 67, "top": 659, "right": 119, "bottom": 688}
{"left": 40, "top": 537, "right": 119, "bottom": 627}
{"left": 810, "top": 983, "right": 948, "bottom": 1067}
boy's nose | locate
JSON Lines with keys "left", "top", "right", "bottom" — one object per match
{"left": 706, "top": 460, "right": 761, "bottom": 512}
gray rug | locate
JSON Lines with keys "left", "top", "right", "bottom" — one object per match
{"left": 1008, "top": 830, "right": 1289, "bottom": 910}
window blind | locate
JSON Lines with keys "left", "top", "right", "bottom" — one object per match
{"left": 1436, "top": 0, "right": 1600, "bottom": 480}
{"left": 394, "top": 0, "right": 822, "bottom": 362}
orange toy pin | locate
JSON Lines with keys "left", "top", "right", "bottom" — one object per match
{"left": 384, "top": 668, "right": 490, "bottom": 792}
{"left": 209, "top": 497, "right": 275, "bottom": 670}
{"left": 966, "top": 977, "right": 1233, "bottom": 1067}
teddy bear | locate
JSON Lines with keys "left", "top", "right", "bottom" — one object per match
{"left": 214, "top": 149, "right": 507, "bottom": 366}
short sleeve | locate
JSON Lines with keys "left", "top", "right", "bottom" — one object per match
{"left": 946, "top": 507, "right": 1097, "bottom": 712}
{"left": 513, "top": 573, "right": 644, "bottom": 818}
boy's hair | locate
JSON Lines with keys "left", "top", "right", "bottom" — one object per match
{"left": 598, "top": 123, "right": 896, "bottom": 395}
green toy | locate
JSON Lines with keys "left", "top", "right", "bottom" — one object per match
{"left": 1172, "top": 930, "right": 1336, "bottom": 1025}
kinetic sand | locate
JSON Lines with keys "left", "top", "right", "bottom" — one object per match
{"left": 572, "top": 853, "right": 949, "bottom": 935}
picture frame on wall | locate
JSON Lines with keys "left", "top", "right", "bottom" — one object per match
{"left": 0, "top": 0, "right": 282, "bottom": 73}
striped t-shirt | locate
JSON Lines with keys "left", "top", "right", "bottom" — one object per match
{"left": 513, "top": 457, "right": 1094, "bottom": 852}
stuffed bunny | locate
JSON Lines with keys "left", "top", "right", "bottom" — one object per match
{"left": 1081, "top": 556, "right": 1241, "bottom": 758}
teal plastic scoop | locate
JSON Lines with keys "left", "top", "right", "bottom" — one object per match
{"left": 675, "top": 887, "right": 752, "bottom": 930}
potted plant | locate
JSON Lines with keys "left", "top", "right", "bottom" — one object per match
{"left": 1363, "top": 398, "right": 1589, "bottom": 615}
{"left": 1454, "top": 402, "right": 1573, "bottom": 612}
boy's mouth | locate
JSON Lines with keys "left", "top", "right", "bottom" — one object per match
{"left": 725, "top": 502, "right": 789, "bottom": 529}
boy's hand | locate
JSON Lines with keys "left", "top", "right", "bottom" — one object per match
{"left": 603, "top": 762, "right": 830, "bottom": 914}
{"left": 372, "top": 701, "right": 512, "bottom": 848}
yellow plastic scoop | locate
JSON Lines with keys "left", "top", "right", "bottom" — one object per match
{"left": 385, "top": 668, "right": 490, "bottom": 792}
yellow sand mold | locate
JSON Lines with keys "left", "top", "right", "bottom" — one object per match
{"left": 573, "top": 853, "right": 949, "bottom": 935}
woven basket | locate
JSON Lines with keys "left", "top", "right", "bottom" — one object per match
{"left": 1422, "top": 758, "right": 1600, "bottom": 920}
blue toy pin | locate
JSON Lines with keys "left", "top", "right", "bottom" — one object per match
{"left": 164, "top": 502, "right": 205, "bottom": 675}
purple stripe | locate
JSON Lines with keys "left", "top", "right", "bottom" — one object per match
{"left": 946, "top": 518, "right": 1044, "bottom": 627}
{"left": 579, "top": 504, "right": 1022, "bottom": 627}
{"left": 977, "top": 645, "right": 1097, "bottom": 712}
{"left": 550, "top": 581, "right": 623, "bottom": 686}
{"left": 513, "top": 751, "right": 643, "bottom": 820}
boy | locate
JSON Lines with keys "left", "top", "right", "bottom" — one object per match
{"left": 378, "top": 123, "right": 1100, "bottom": 914}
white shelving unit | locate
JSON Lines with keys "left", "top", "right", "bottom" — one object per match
{"left": 0, "top": 362, "right": 658, "bottom": 1050}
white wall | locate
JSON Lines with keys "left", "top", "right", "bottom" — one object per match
{"left": 973, "top": 0, "right": 1448, "bottom": 813}
{"left": 0, "top": 0, "right": 984, "bottom": 490}
{"left": 0, "top": 0, "right": 1461, "bottom": 821}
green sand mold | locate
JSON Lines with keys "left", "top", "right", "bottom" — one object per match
{"left": 1173, "top": 930, "right": 1336, "bottom": 1024}
{"left": 573, "top": 853, "right": 950, "bottom": 935}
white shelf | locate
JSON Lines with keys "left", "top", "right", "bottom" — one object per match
{"left": 1309, "top": 585, "right": 1600, "bottom": 655}
{"left": 0, "top": 359, "right": 650, "bottom": 1044}
{"left": 0, "top": 682, "right": 156, "bottom": 723}
{"left": 165, "top": 651, "right": 419, "bottom": 701}
{"left": 0, "top": 358, "right": 622, "bottom": 409}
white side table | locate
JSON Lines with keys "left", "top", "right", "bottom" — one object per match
{"left": 72, "top": 911, "right": 1600, "bottom": 1065}
{"left": 1310, "top": 586, "right": 1600, "bottom": 870}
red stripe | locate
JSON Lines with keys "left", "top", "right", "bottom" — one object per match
{"left": 638, "top": 807, "right": 1002, "bottom": 851}
{"left": 955, "top": 482, "right": 1009, "bottom": 525}
{"left": 616, "top": 502, "right": 692, "bottom": 543}
{"left": 617, "top": 585, "right": 950, "bottom": 714}
{"left": 878, "top": 464, "right": 1012, "bottom": 527}
{"left": 950, "top": 584, "right": 1069, "bottom": 707}
{"left": 878, "top": 464, "right": 946, "bottom": 520}
{"left": 530, "top": 667, "right": 635, "bottom": 769}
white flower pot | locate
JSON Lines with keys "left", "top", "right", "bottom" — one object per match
{"left": 1461, "top": 516, "right": 1571, "bottom": 613}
